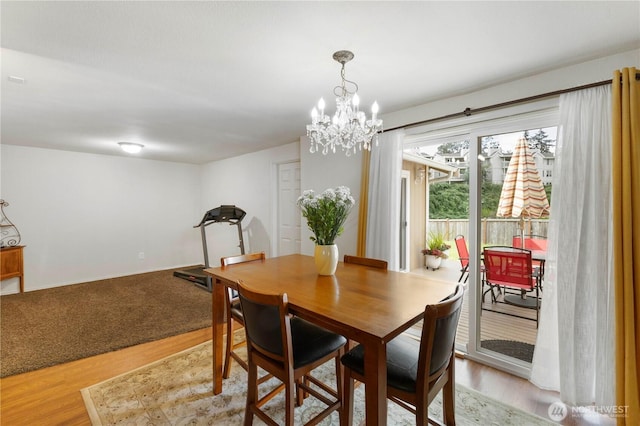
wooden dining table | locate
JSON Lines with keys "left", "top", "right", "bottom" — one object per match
{"left": 205, "top": 254, "right": 456, "bottom": 426}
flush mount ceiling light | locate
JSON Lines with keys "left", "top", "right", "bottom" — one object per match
{"left": 118, "top": 142, "right": 144, "bottom": 154}
{"left": 306, "top": 50, "right": 383, "bottom": 156}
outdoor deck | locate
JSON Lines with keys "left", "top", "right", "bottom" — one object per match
{"left": 410, "top": 259, "right": 538, "bottom": 357}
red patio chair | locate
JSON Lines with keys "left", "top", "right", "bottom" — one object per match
{"left": 512, "top": 234, "right": 547, "bottom": 275}
{"left": 454, "top": 235, "right": 470, "bottom": 283}
{"left": 455, "top": 234, "right": 485, "bottom": 285}
{"left": 483, "top": 246, "right": 541, "bottom": 327}
{"left": 512, "top": 234, "right": 547, "bottom": 251}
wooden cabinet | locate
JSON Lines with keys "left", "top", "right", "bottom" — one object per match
{"left": 1, "top": 245, "right": 24, "bottom": 293}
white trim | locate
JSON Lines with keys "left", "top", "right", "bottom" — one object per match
{"left": 401, "top": 170, "right": 411, "bottom": 272}
{"left": 403, "top": 98, "right": 559, "bottom": 143}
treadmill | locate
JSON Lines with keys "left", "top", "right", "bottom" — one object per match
{"left": 173, "top": 205, "right": 246, "bottom": 291}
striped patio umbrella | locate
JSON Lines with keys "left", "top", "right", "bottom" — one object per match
{"left": 496, "top": 138, "right": 550, "bottom": 219}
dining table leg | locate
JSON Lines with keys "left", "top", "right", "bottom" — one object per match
{"left": 212, "top": 278, "right": 225, "bottom": 395}
{"left": 362, "top": 337, "right": 388, "bottom": 425}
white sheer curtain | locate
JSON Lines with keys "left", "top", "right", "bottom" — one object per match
{"left": 530, "top": 85, "right": 615, "bottom": 406}
{"left": 365, "top": 130, "right": 405, "bottom": 271}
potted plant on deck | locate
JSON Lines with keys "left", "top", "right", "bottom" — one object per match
{"left": 422, "top": 230, "right": 451, "bottom": 270}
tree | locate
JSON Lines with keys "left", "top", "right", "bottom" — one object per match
{"left": 525, "top": 129, "right": 555, "bottom": 153}
{"left": 437, "top": 140, "right": 469, "bottom": 154}
{"left": 481, "top": 135, "right": 500, "bottom": 154}
{"left": 429, "top": 181, "right": 552, "bottom": 219}
{"left": 429, "top": 183, "right": 469, "bottom": 219}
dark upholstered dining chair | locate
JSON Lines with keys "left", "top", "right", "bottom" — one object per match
{"left": 237, "top": 280, "right": 347, "bottom": 426}
{"left": 220, "top": 252, "right": 266, "bottom": 379}
{"left": 343, "top": 254, "right": 388, "bottom": 270}
{"left": 340, "top": 284, "right": 464, "bottom": 426}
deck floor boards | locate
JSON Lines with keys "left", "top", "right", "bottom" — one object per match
{"left": 410, "top": 259, "right": 538, "bottom": 350}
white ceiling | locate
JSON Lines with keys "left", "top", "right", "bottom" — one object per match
{"left": 2, "top": 1, "right": 639, "bottom": 164}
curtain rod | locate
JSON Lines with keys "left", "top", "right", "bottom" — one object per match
{"left": 385, "top": 72, "right": 640, "bottom": 133}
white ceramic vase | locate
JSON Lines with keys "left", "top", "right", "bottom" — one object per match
{"left": 314, "top": 244, "right": 339, "bottom": 276}
{"left": 424, "top": 254, "right": 442, "bottom": 270}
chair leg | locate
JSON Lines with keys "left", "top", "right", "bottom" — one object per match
{"left": 536, "top": 286, "right": 540, "bottom": 329}
{"left": 482, "top": 280, "right": 497, "bottom": 303}
{"left": 295, "top": 378, "right": 305, "bottom": 406}
{"left": 441, "top": 354, "right": 456, "bottom": 425}
{"left": 458, "top": 265, "right": 468, "bottom": 283}
{"left": 284, "top": 375, "right": 296, "bottom": 426}
{"left": 223, "top": 318, "right": 235, "bottom": 379}
{"left": 335, "top": 351, "right": 344, "bottom": 420}
{"left": 341, "top": 373, "right": 354, "bottom": 426}
{"left": 415, "top": 403, "right": 427, "bottom": 426}
{"left": 244, "top": 359, "right": 258, "bottom": 426}
{"left": 442, "top": 377, "right": 456, "bottom": 425}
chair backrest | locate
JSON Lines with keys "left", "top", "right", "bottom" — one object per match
{"left": 454, "top": 235, "right": 469, "bottom": 268}
{"left": 512, "top": 235, "right": 547, "bottom": 251}
{"left": 343, "top": 255, "right": 388, "bottom": 270}
{"left": 221, "top": 252, "right": 265, "bottom": 299}
{"left": 220, "top": 251, "right": 265, "bottom": 267}
{"left": 483, "top": 246, "right": 534, "bottom": 290}
{"left": 418, "top": 284, "right": 464, "bottom": 385}
{"left": 237, "top": 280, "right": 290, "bottom": 364}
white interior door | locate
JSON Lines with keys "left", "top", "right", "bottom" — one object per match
{"left": 277, "top": 161, "right": 301, "bottom": 256}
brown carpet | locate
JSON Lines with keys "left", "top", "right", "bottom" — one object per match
{"left": 0, "top": 268, "right": 211, "bottom": 377}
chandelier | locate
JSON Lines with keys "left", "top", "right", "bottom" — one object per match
{"left": 306, "top": 50, "right": 383, "bottom": 156}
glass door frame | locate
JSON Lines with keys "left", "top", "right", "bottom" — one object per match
{"left": 403, "top": 98, "right": 559, "bottom": 378}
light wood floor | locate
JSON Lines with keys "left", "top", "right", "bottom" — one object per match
{"left": 1, "top": 327, "right": 612, "bottom": 425}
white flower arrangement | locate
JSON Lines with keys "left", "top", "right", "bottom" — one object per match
{"left": 297, "top": 186, "right": 355, "bottom": 245}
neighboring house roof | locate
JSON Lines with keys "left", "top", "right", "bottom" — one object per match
{"left": 403, "top": 152, "right": 460, "bottom": 176}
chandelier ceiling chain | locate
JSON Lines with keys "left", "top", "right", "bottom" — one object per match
{"left": 306, "top": 50, "right": 383, "bottom": 156}
{"left": 333, "top": 51, "right": 358, "bottom": 98}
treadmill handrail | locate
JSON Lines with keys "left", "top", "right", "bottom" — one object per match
{"left": 193, "top": 205, "right": 246, "bottom": 228}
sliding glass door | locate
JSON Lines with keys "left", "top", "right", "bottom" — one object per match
{"left": 475, "top": 127, "right": 555, "bottom": 370}
{"left": 404, "top": 100, "right": 559, "bottom": 377}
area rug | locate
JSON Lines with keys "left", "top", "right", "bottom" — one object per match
{"left": 1, "top": 268, "right": 211, "bottom": 377}
{"left": 481, "top": 340, "right": 535, "bottom": 363}
{"left": 82, "top": 340, "right": 554, "bottom": 425}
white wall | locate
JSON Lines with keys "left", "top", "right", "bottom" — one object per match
{"left": 385, "top": 49, "right": 640, "bottom": 133}
{"left": 299, "top": 136, "right": 363, "bottom": 258}
{"left": 200, "top": 142, "right": 299, "bottom": 265}
{"left": 0, "top": 145, "right": 202, "bottom": 293}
